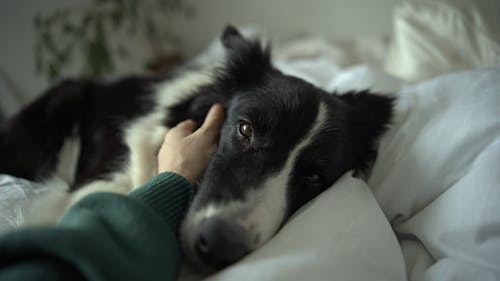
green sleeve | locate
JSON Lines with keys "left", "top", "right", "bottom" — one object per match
{"left": 0, "top": 172, "right": 193, "bottom": 281}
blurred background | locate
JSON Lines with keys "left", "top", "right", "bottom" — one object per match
{"left": 0, "top": 0, "right": 399, "bottom": 120}
{"left": 1, "top": 0, "right": 499, "bottom": 121}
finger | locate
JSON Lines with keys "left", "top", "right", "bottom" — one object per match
{"left": 167, "top": 119, "right": 196, "bottom": 140}
{"left": 199, "top": 104, "right": 225, "bottom": 135}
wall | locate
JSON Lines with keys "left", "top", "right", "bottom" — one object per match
{"left": 0, "top": 0, "right": 87, "bottom": 114}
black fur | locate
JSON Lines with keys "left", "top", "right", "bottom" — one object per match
{"left": 0, "top": 76, "right": 158, "bottom": 189}
{"left": 0, "top": 80, "right": 87, "bottom": 181}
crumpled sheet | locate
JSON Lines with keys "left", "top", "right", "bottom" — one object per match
{"left": 0, "top": 174, "right": 46, "bottom": 233}
{"left": 369, "top": 68, "right": 500, "bottom": 281}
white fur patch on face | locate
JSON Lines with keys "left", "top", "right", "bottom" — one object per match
{"left": 181, "top": 102, "right": 328, "bottom": 256}
{"left": 246, "top": 102, "right": 327, "bottom": 246}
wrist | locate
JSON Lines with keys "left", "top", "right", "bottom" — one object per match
{"left": 129, "top": 172, "right": 194, "bottom": 229}
{"left": 162, "top": 169, "right": 196, "bottom": 185}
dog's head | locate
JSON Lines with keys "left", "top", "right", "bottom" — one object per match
{"left": 169, "top": 26, "right": 393, "bottom": 271}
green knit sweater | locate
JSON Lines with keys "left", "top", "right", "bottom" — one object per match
{"left": 0, "top": 172, "right": 193, "bottom": 281}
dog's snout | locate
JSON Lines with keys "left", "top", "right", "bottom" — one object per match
{"left": 195, "top": 218, "right": 251, "bottom": 269}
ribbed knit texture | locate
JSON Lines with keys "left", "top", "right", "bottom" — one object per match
{"left": 0, "top": 171, "right": 195, "bottom": 281}
{"left": 129, "top": 172, "right": 193, "bottom": 230}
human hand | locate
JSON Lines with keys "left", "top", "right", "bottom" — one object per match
{"left": 157, "top": 104, "right": 225, "bottom": 185}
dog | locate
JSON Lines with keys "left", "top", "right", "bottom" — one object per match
{"left": 0, "top": 25, "right": 393, "bottom": 271}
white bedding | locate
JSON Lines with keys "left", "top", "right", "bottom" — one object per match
{"left": 371, "top": 68, "right": 500, "bottom": 280}
{"left": 384, "top": 0, "right": 500, "bottom": 82}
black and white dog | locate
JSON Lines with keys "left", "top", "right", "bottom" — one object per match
{"left": 0, "top": 26, "right": 393, "bottom": 271}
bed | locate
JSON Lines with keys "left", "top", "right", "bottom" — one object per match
{"left": 2, "top": 0, "right": 500, "bottom": 280}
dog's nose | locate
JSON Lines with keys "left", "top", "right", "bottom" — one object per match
{"left": 195, "top": 218, "right": 251, "bottom": 269}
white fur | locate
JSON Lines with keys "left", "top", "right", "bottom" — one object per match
{"left": 22, "top": 137, "right": 80, "bottom": 225}
{"left": 23, "top": 177, "right": 70, "bottom": 226}
{"left": 124, "top": 111, "right": 166, "bottom": 188}
{"left": 124, "top": 70, "right": 214, "bottom": 189}
{"left": 54, "top": 136, "right": 80, "bottom": 186}
{"left": 155, "top": 70, "right": 213, "bottom": 107}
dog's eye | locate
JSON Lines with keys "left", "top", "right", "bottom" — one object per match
{"left": 238, "top": 121, "right": 253, "bottom": 139}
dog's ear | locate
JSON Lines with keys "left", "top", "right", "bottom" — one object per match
{"left": 221, "top": 25, "right": 247, "bottom": 51}
{"left": 166, "top": 25, "right": 272, "bottom": 128}
{"left": 219, "top": 25, "right": 272, "bottom": 86}
{"left": 338, "top": 90, "right": 394, "bottom": 136}
{"left": 335, "top": 90, "right": 394, "bottom": 171}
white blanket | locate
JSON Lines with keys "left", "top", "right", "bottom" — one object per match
{"left": 370, "top": 68, "right": 500, "bottom": 281}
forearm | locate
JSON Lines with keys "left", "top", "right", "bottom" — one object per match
{"left": 0, "top": 172, "right": 193, "bottom": 281}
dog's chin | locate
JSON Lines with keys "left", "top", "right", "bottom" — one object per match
{"left": 180, "top": 238, "right": 251, "bottom": 274}
{"left": 181, "top": 252, "right": 234, "bottom": 277}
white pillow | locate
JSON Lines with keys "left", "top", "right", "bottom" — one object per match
{"left": 384, "top": 0, "right": 500, "bottom": 81}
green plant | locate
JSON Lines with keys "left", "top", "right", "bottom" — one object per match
{"left": 34, "top": 0, "right": 193, "bottom": 82}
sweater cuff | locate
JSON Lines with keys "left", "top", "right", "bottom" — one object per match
{"left": 128, "top": 172, "right": 193, "bottom": 231}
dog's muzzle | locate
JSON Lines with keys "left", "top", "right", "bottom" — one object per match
{"left": 194, "top": 218, "right": 252, "bottom": 269}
